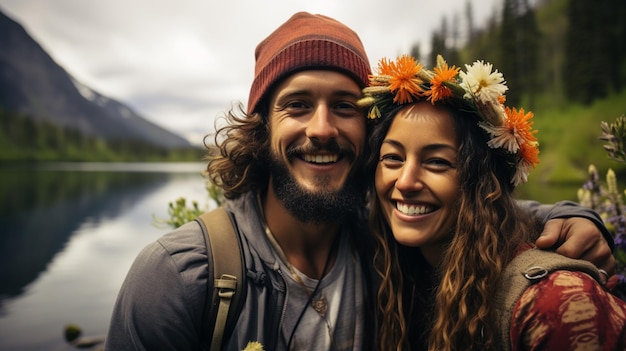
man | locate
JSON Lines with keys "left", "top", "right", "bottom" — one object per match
{"left": 104, "top": 12, "right": 615, "bottom": 351}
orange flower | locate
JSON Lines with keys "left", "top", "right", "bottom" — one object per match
{"left": 426, "top": 63, "right": 460, "bottom": 103}
{"left": 378, "top": 55, "right": 424, "bottom": 104}
{"left": 519, "top": 141, "right": 540, "bottom": 169}
{"left": 504, "top": 107, "right": 537, "bottom": 146}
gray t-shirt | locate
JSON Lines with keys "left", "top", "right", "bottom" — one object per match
{"left": 276, "top": 231, "right": 364, "bottom": 351}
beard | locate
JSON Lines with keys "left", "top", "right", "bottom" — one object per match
{"left": 268, "top": 145, "right": 364, "bottom": 223}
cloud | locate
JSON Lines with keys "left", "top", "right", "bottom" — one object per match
{"left": 0, "top": 0, "right": 502, "bottom": 144}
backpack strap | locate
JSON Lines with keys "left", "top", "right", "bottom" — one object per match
{"left": 195, "top": 207, "right": 245, "bottom": 351}
{"left": 494, "top": 248, "right": 601, "bottom": 351}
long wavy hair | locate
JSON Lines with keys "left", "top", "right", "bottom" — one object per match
{"left": 204, "top": 102, "right": 270, "bottom": 199}
{"left": 368, "top": 104, "right": 541, "bottom": 351}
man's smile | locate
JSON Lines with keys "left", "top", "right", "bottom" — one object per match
{"left": 302, "top": 153, "right": 339, "bottom": 164}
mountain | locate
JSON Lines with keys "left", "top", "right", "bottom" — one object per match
{"left": 0, "top": 10, "right": 192, "bottom": 149}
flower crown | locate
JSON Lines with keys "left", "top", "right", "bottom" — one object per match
{"left": 358, "top": 54, "right": 540, "bottom": 186}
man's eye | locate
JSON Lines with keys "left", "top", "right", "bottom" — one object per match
{"left": 335, "top": 102, "right": 355, "bottom": 110}
{"left": 334, "top": 102, "right": 360, "bottom": 115}
{"left": 286, "top": 101, "right": 307, "bottom": 109}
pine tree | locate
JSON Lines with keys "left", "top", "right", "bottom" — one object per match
{"left": 465, "top": 0, "right": 475, "bottom": 43}
{"left": 563, "top": 0, "right": 607, "bottom": 104}
{"left": 429, "top": 15, "right": 460, "bottom": 68}
{"left": 499, "top": 0, "right": 540, "bottom": 107}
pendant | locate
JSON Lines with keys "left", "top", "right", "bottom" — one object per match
{"left": 311, "top": 295, "right": 328, "bottom": 317}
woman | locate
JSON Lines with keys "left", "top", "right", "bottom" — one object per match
{"left": 359, "top": 55, "right": 626, "bottom": 350}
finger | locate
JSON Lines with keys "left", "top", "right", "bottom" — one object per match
{"left": 534, "top": 219, "right": 565, "bottom": 249}
{"left": 535, "top": 218, "right": 616, "bottom": 275}
{"left": 551, "top": 231, "right": 596, "bottom": 259}
{"left": 556, "top": 234, "right": 616, "bottom": 275}
{"left": 588, "top": 246, "right": 617, "bottom": 276}
{"left": 606, "top": 274, "right": 619, "bottom": 291}
{"left": 549, "top": 218, "right": 608, "bottom": 256}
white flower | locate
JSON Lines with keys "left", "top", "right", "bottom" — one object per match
{"left": 459, "top": 60, "right": 508, "bottom": 103}
{"left": 512, "top": 168, "right": 528, "bottom": 186}
{"left": 512, "top": 160, "right": 531, "bottom": 186}
{"left": 478, "top": 121, "right": 521, "bottom": 153}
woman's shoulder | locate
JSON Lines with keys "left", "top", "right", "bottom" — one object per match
{"left": 516, "top": 270, "right": 622, "bottom": 308}
{"left": 511, "top": 270, "right": 626, "bottom": 350}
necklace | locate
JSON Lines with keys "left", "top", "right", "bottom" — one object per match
{"left": 262, "top": 221, "right": 333, "bottom": 317}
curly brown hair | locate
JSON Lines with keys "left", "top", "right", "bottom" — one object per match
{"left": 204, "top": 103, "right": 270, "bottom": 199}
{"left": 369, "top": 105, "right": 540, "bottom": 351}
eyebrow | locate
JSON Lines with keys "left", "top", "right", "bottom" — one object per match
{"left": 276, "top": 88, "right": 362, "bottom": 101}
{"left": 424, "top": 143, "right": 456, "bottom": 152}
{"left": 382, "top": 139, "right": 457, "bottom": 152}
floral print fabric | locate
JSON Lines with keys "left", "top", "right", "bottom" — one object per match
{"left": 511, "top": 270, "right": 626, "bottom": 350}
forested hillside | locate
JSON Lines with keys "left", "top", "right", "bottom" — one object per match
{"left": 0, "top": 10, "right": 203, "bottom": 162}
{"left": 0, "top": 108, "right": 204, "bottom": 162}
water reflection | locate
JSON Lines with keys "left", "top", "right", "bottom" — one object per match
{"left": 0, "top": 163, "right": 209, "bottom": 351}
{"left": 1, "top": 168, "right": 171, "bottom": 299}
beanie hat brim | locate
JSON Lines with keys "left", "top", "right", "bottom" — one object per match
{"left": 247, "top": 12, "right": 372, "bottom": 115}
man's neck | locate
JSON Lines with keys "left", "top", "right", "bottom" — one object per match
{"left": 261, "top": 186, "right": 340, "bottom": 279}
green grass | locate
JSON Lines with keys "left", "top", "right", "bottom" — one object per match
{"left": 516, "top": 89, "right": 626, "bottom": 202}
{"left": 530, "top": 90, "right": 626, "bottom": 183}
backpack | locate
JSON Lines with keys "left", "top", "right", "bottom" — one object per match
{"left": 195, "top": 207, "right": 246, "bottom": 351}
{"left": 494, "top": 248, "right": 602, "bottom": 351}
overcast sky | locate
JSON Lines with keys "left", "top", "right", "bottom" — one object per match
{"left": 0, "top": 0, "right": 504, "bottom": 145}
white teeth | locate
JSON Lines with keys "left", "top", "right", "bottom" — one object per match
{"left": 396, "top": 202, "right": 434, "bottom": 215}
{"left": 303, "top": 154, "right": 338, "bottom": 164}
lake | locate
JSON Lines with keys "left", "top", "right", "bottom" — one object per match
{"left": 0, "top": 162, "right": 215, "bottom": 351}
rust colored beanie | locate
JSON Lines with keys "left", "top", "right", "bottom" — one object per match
{"left": 247, "top": 12, "right": 372, "bottom": 115}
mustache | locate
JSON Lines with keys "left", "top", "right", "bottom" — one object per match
{"left": 286, "top": 139, "right": 356, "bottom": 160}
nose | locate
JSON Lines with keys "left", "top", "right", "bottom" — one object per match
{"left": 395, "top": 161, "right": 424, "bottom": 193}
{"left": 305, "top": 105, "right": 338, "bottom": 142}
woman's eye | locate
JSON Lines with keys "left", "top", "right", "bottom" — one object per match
{"left": 429, "top": 158, "right": 448, "bottom": 165}
{"left": 426, "top": 158, "right": 455, "bottom": 169}
{"left": 380, "top": 154, "right": 403, "bottom": 166}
